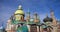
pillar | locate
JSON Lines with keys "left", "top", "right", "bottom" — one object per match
{"left": 37, "top": 26, "right": 39, "bottom": 32}
{"left": 27, "top": 25, "right": 30, "bottom": 32}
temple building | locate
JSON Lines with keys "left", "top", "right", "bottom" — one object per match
{"left": 5, "top": 5, "right": 60, "bottom": 32}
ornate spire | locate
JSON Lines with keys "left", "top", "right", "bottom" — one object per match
{"left": 50, "top": 8, "right": 54, "bottom": 17}
{"left": 34, "top": 12, "right": 38, "bottom": 19}
{"left": 18, "top": 5, "right": 22, "bottom": 10}
{"left": 50, "top": 8, "right": 57, "bottom": 26}
{"left": 46, "top": 13, "right": 48, "bottom": 18}
{"left": 26, "top": 9, "right": 30, "bottom": 22}
{"left": 15, "top": 5, "right": 24, "bottom": 15}
{"left": 27, "top": 9, "right": 30, "bottom": 15}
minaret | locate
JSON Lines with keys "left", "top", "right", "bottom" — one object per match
{"left": 50, "top": 10, "right": 57, "bottom": 26}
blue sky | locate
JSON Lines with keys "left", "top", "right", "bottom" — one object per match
{"left": 0, "top": 0, "right": 60, "bottom": 27}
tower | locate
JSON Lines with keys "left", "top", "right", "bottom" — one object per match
{"left": 26, "top": 9, "right": 30, "bottom": 22}
{"left": 34, "top": 12, "right": 39, "bottom": 23}
{"left": 6, "top": 5, "right": 27, "bottom": 32}
{"left": 26, "top": 10, "right": 31, "bottom": 32}
{"left": 43, "top": 14, "right": 53, "bottom": 32}
{"left": 50, "top": 9, "right": 57, "bottom": 32}
{"left": 14, "top": 5, "right": 25, "bottom": 21}
{"left": 6, "top": 19, "right": 12, "bottom": 32}
{"left": 27, "top": 12, "right": 40, "bottom": 32}
{"left": 50, "top": 10, "right": 57, "bottom": 26}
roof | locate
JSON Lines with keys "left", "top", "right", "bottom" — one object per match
{"left": 43, "top": 16, "right": 53, "bottom": 22}
{"left": 15, "top": 5, "right": 24, "bottom": 15}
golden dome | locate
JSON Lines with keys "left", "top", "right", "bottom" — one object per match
{"left": 15, "top": 5, "right": 24, "bottom": 15}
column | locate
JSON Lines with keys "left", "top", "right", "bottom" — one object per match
{"left": 27, "top": 25, "right": 30, "bottom": 32}
{"left": 37, "top": 26, "right": 39, "bottom": 32}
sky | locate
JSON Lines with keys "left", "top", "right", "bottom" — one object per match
{"left": 0, "top": 0, "right": 60, "bottom": 27}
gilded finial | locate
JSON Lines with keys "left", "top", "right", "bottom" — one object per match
{"left": 50, "top": 8, "right": 54, "bottom": 16}
{"left": 18, "top": 5, "right": 22, "bottom": 10}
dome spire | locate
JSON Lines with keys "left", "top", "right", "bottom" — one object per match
{"left": 27, "top": 8, "right": 30, "bottom": 14}
{"left": 18, "top": 5, "right": 22, "bottom": 10}
{"left": 15, "top": 5, "right": 24, "bottom": 15}
{"left": 46, "top": 13, "right": 48, "bottom": 18}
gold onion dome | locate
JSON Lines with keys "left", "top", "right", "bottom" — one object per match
{"left": 15, "top": 5, "right": 24, "bottom": 15}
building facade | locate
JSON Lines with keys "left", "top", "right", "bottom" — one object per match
{"left": 5, "top": 5, "right": 60, "bottom": 32}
